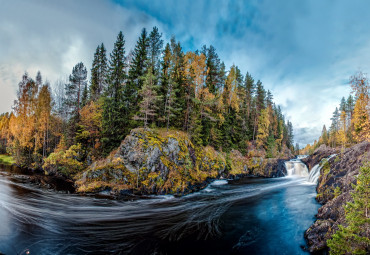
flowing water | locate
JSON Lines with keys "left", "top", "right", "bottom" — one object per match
{"left": 0, "top": 162, "right": 320, "bottom": 255}
{"left": 307, "top": 154, "right": 337, "bottom": 183}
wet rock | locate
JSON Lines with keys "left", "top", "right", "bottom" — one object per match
{"left": 301, "top": 144, "right": 338, "bottom": 170}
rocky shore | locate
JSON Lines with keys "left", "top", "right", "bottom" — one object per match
{"left": 303, "top": 141, "right": 370, "bottom": 253}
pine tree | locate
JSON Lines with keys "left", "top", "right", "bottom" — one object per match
{"left": 252, "top": 80, "right": 266, "bottom": 141}
{"left": 101, "top": 31, "right": 127, "bottom": 154}
{"left": 90, "top": 45, "right": 100, "bottom": 100}
{"left": 148, "top": 26, "right": 163, "bottom": 76}
{"left": 65, "top": 62, "right": 88, "bottom": 118}
{"left": 321, "top": 125, "right": 329, "bottom": 145}
{"left": 202, "top": 45, "right": 222, "bottom": 94}
{"left": 90, "top": 43, "right": 108, "bottom": 100}
{"left": 126, "top": 28, "right": 149, "bottom": 118}
{"left": 170, "top": 37, "right": 186, "bottom": 128}
{"left": 64, "top": 62, "right": 87, "bottom": 145}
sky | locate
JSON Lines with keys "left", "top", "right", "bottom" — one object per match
{"left": 1, "top": 0, "right": 370, "bottom": 147}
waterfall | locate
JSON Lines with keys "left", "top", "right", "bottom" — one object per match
{"left": 307, "top": 154, "right": 337, "bottom": 183}
{"left": 284, "top": 159, "right": 309, "bottom": 177}
{"left": 307, "top": 164, "right": 321, "bottom": 183}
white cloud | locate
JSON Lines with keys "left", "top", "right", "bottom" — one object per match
{"left": 0, "top": 0, "right": 164, "bottom": 113}
{"left": 2, "top": 0, "right": 370, "bottom": 147}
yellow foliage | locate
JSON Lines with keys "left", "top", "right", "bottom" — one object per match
{"left": 352, "top": 93, "right": 370, "bottom": 142}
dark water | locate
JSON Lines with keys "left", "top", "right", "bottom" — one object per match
{"left": 0, "top": 167, "right": 320, "bottom": 255}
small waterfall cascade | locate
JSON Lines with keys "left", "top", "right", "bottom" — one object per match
{"left": 307, "top": 154, "right": 337, "bottom": 183}
{"left": 284, "top": 158, "right": 309, "bottom": 177}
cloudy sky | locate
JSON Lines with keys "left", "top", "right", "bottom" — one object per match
{"left": 1, "top": 0, "right": 370, "bottom": 147}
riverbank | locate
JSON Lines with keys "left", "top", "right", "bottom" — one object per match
{"left": 303, "top": 141, "right": 370, "bottom": 253}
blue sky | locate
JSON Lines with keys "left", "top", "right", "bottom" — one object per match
{"left": 1, "top": 0, "right": 370, "bottom": 147}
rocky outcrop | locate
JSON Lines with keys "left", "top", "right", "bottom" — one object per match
{"left": 76, "top": 128, "right": 289, "bottom": 196}
{"left": 255, "top": 158, "right": 287, "bottom": 177}
{"left": 301, "top": 144, "right": 338, "bottom": 170}
{"left": 76, "top": 129, "right": 231, "bottom": 195}
{"left": 305, "top": 141, "right": 370, "bottom": 253}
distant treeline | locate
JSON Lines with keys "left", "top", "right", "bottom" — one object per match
{"left": 302, "top": 71, "right": 370, "bottom": 154}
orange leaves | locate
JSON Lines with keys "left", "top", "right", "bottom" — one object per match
{"left": 223, "top": 65, "right": 240, "bottom": 112}
{"left": 352, "top": 93, "right": 370, "bottom": 142}
{"left": 80, "top": 100, "right": 103, "bottom": 135}
{"left": 184, "top": 51, "right": 207, "bottom": 98}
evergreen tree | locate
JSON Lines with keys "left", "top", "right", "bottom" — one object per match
{"left": 101, "top": 31, "right": 127, "bottom": 154}
{"left": 148, "top": 26, "right": 163, "bottom": 76}
{"left": 65, "top": 62, "right": 87, "bottom": 118}
{"left": 202, "top": 45, "right": 222, "bottom": 94}
{"left": 170, "top": 37, "right": 186, "bottom": 128}
{"left": 321, "top": 125, "right": 328, "bottom": 145}
{"left": 252, "top": 80, "right": 266, "bottom": 140}
{"left": 90, "top": 43, "right": 108, "bottom": 100}
{"left": 126, "top": 28, "right": 149, "bottom": 117}
{"left": 339, "top": 97, "right": 346, "bottom": 112}
{"left": 64, "top": 62, "right": 87, "bottom": 145}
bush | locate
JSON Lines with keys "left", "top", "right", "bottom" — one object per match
{"left": 43, "top": 143, "right": 85, "bottom": 178}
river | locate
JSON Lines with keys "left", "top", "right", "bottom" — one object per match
{"left": 0, "top": 162, "right": 320, "bottom": 255}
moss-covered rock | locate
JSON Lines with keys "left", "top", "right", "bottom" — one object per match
{"left": 76, "top": 128, "right": 228, "bottom": 195}
{"left": 76, "top": 128, "right": 289, "bottom": 196}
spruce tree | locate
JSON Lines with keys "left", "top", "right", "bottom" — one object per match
{"left": 90, "top": 43, "right": 108, "bottom": 100}
{"left": 148, "top": 26, "right": 163, "bottom": 76}
{"left": 126, "top": 28, "right": 149, "bottom": 119}
{"left": 170, "top": 37, "right": 186, "bottom": 128}
{"left": 101, "top": 31, "right": 127, "bottom": 154}
{"left": 90, "top": 45, "right": 100, "bottom": 100}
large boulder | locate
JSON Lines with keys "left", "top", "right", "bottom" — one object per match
{"left": 305, "top": 141, "right": 370, "bottom": 253}
{"left": 76, "top": 128, "right": 230, "bottom": 195}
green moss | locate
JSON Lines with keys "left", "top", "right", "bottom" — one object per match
{"left": 0, "top": 154, "right": 15, "bottom": 165}
{"left": 333, "top": 186, "right": 341, "bottom": 198}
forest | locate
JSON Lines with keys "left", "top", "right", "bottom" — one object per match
{"left": 0, "top": 27, "right": 294, "bottom": 174}
{"left": 302, "top": 71, "right": 370, "bottom": 154}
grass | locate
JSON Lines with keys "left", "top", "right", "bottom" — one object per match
{"left": 0, "top": 154, "right": 15, "bottom": 165}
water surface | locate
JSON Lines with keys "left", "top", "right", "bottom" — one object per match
{"left": 0, "top": 167, "right": 319, "bottom": 255}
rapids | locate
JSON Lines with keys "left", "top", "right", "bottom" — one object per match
{"left": 0, "top": 165, "right": 320, "bottom": 255}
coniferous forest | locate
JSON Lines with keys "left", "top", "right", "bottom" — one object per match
{"left": 0, "top": 27, "right": 294, "bottom": 172}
